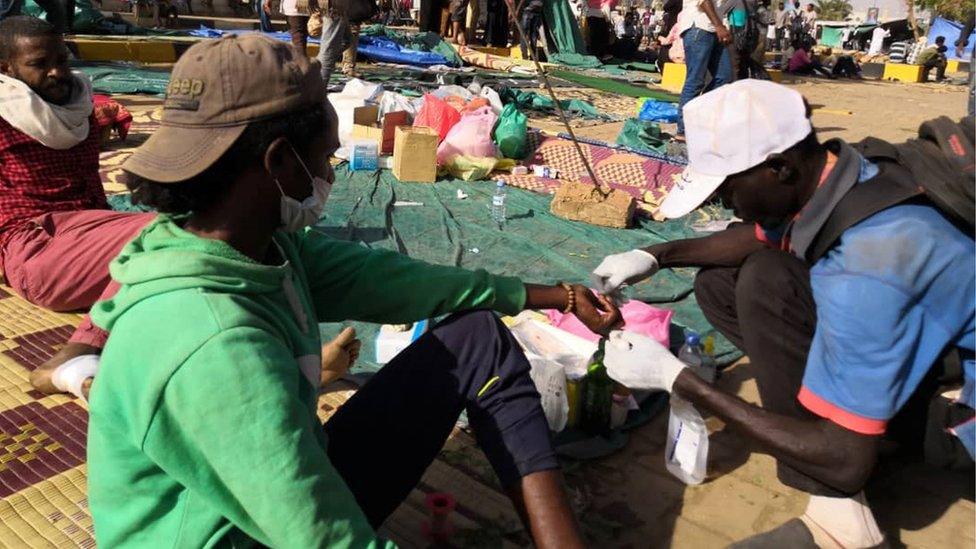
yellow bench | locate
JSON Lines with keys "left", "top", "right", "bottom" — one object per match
{"left": 882, "top": 62, "right": 924, "bottom": 83}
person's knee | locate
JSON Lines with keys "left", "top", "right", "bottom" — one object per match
{"left": 437, "top": 309, "right": 503, "bottom": 342}
{"left": 737, "top": 249, "right": 798, "bottom": 291}
{"left": 735, "top": 249, "right": 807, "bottom": 315}
{"left": 694, "top": 268, "right": 733, "bottom": 311}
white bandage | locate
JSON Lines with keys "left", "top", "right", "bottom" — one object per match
{"left": 801, "top": 491, "right": 885, "bottom": 549}
{"left": 51, "top": 355, "right": 100, "bottom": 402}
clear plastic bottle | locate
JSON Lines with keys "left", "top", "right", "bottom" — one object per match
{"left": 664, "top": 394, "right": 709, "bottom": 485}
{"left": 490, "top": 181, "right": 507, "bottom": 228}
{"left": 678, "top": 332, "right": 717, "bottom": 384}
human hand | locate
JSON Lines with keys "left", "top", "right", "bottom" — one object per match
{"left": 262, "top": 0, "right": 271, "bottom": 14}
{"left": 603, "top": 330, "right": 686, "bottom": 392}
{"left": 715, "top": 24, "right": 732, "bottom": 44}
{"left": 591, "top": 249, "right": 659, "bottom": 298}
{"left": 320, "top": 327, "right": 361, "bottom": 386}
{"left": 571, "top": 285, "right": 623, "bottom": 336}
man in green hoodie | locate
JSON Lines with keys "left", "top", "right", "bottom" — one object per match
{"left": 86, "top": 34, "right": 621, "bottom": 548}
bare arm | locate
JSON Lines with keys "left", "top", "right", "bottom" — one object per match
{"left": 699, "top": 0, "right": 732, "bottom": 42}
{"left": 524, "top": 284, "right": 623, "bottom": 336}
{"left": 672, "top": 369, "right": 880, "bottom": 493}
{"left": 642, "top": 224, "right": 765, "bottom": 269}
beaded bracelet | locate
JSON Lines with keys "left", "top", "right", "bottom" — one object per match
{"left": 558, "top": 282, "right": 576, "bottom": 314}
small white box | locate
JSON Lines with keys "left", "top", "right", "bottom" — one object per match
{"left": 374, "top": 320, "right": 430, "bottom": 364}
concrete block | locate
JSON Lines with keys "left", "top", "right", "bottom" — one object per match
{"left": 947, "top": 59, "right": 970, "bottom": 73}
{"left": 882, "top": 62, "right": 925, "bottom": 83}
{"left": 550, "top": 181, "right": 635, "bottom": 229}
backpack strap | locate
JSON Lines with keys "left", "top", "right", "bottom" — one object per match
{"left": 806, "top": 162, "right": 923, "bottom": 264}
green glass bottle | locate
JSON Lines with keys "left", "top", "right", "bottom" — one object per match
{"left": 581, "top": 339, "right": 613, "bottom": 435}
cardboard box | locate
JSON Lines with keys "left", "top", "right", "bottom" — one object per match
{"left": 351, "top": 108, "right": 409, "bottom": 155}
{"left": 392, "top": 126, "right": 439, "bottom": 183}
{"left": 661, "top": 62, "right": 687, "bottom": 93}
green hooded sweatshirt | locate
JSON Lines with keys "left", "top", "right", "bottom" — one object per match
{"left": 87, "top": 215, "right": 525, "bottom": 548}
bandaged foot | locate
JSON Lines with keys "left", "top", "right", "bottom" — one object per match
{"left": 31, "top": 342, "right": 101, "bottom": 395}
{"left": 799, "top": 492, "right": 886, "bottom": 549}
{"left": 50, "top": 355, "right": 100, "bottom": 401}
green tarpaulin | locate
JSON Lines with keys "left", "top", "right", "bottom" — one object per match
{"left": 548, "top": 52, "right": 603, "bottom": 68}
{"left": 543, "top": 0, "right": 589, "bottom": 56}
{"left": 72, "top": 61, "right": 172, "bottom": 95}
{"left": 550, "top": 68, "right": 679, "bottom": 102}
{"left": 615, "top": 118, "right": 667, "bottom": 154}
{"left": 500, "top": 88, "right": 608, "bottom": 119}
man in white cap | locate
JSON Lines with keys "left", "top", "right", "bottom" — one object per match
{"left": 591, "top": 79, "right": 975, "bottom": 547}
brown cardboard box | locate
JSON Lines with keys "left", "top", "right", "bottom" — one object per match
{"left": 351, "top": 108, "right": 409, "bottom": 155}
{"left": 392, "top": 126, "right": 439, "bottom": 183}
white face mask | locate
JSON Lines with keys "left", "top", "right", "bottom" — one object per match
{"left": 275, "top": 144, "right": 332, "bottom": 232}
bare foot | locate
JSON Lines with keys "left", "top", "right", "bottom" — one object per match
{"left": 320, "top": 327, "right": 361, "bottom": 387}
{"left": 31, "top": 342, "right": 101, "bottom": 394}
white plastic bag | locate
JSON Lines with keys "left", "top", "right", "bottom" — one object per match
{"left": 665, "top": 395, "right": 709, "bottom": 485}
{"left": 332, "top": 79, "right": 385, "bottom": 146}
{"left": 526, "top": 353, "right": 570, "bottom": 432}
{"left": 480, "top": 86, "right": 504, "bottom": 116}
{"left": 432, "top": 84, "right": 474, "bottom": 101}
{"left": 378, "top": 91, "right": 419, "bottom": 119}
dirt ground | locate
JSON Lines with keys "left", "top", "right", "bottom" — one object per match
{"left": 534, "top": 73, "right": 971, "bottom": 146}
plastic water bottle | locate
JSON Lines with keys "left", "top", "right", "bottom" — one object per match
{"left": 665, "top": 395, "right": 709, "bottom": 485}
{"left": 490, "top": 181, "right": 507, "bottom": 227}
{"left": 678, "top": 332, "right": 717, "bottom": 384}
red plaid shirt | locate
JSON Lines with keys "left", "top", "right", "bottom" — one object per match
{"left": 0, "top": 116, "right": 109, "bottom": 247}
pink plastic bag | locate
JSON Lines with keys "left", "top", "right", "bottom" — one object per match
{"left": 414, "top": 94, "right": 461, "bottom": 142}
{"left": 546, "top": 298, "right": 673, "bottom": 347}
{"left": 436, "top": 107, "right": 499, "bottom": 165}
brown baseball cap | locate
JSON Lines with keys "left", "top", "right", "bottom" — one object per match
{"left": 124, "top": 34, "right": 325, "bottom": 183}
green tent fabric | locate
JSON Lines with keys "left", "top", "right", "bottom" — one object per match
{"left": 819, "top": 26, "right": 844, "bottom": 47}
{"left": 543, "top": 0, "right": 589, "bottom": 55}
{"left": 500, "top": 88, "right": 607, "bottom": 119}
{"left": 25, "top": 0, "right": 183, "bottom": 35}
{"left": 551, "top": 68, "right": 679, "bottom": 101}
{"left": 108, "top": 169, "right": 742, "bottom": 370}
{"left": 360, "top": 25, "right": 464, "bottom": 67}
{"left": 72, "top": 61, "right": 172, "bottom": 95}
{"left": 548, "top": 52, "right": 603, "bottom": 68}
{"left": 615, "top": 118, "right": 667, "bottom": 154}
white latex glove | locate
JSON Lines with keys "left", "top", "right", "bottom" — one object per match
{"left": 591, "top": 249, "right": 659, "bottom": 297}
{"left": 603, "top": 330, "right": 686, "bottom": 392}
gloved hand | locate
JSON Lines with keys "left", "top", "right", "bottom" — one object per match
{"left": 603, "top": 330, "right": 686, "bottom": 392}
{"left": 591, "top": 249, "right": 660, "bottom": 297}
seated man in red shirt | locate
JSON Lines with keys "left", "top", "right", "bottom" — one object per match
{"left": 0, "top": 16, "right": 154, "bottom": 397}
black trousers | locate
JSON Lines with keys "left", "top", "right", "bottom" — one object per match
{"left": 696, "top": 249, "right": 945, "bottom": 496}
{"left": 322, "top": 310, "right": 558, "bottom": 527}
{"left": 32, "top": 0, "right": 74, "bottom": 33}
{"left": 484, "top": 0, "right": 509, "bottom": 46}
{"left": 418, "top": 0, "right": 444, "bottom": 32}
{"left": 922, "top": 57, "right": 947, "bottom": 81}
{"left": 694, "top": 249, "right": 838, "bottom": 495}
